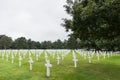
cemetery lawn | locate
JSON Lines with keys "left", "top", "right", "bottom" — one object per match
{"left": 0, "top": 51, "right": 120, "bottom": 80}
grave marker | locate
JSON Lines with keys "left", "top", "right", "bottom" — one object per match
{"left": 19, "top": 56, "right": 22, "bottom": 67}
{"left": 73, "top": 56, "right": 78, "bottom": 68}
{"left": 29, "top": 57, "right": 33, "bottom": 70}
{"left": 45, "top": 60, "right": 52, "bottom": 77}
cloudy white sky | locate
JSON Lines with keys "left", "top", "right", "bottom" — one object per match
{"left": 0, "top": 0, "right": 70, "bottom": 42}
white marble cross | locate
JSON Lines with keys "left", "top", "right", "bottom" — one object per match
{"left": 45, "top": 60, "right": 52, "bottom": 77}
{"left": 88, "top": 54, "right": 92, "bottom": 63}
{"left": 91, "top": 52, "right": 94, "bottom": 58}
{"left": 38, "top": 52, "right": 41, "bottom": 57}
{"left": 72, "top": 51, "right": 75, "bottom": 57}
{"left": 36, "top": 54, "right": 39, "bottom": 61}
{"left": 107, "top": 53, "right": 110, "bottom": 58}
{"left": 84, "top": 53, "right": 86, "bottom": 60}
{"left": 6, "top": 53, "right": 8, "bottom": 62}
{"left": 18, "top": 52, "right": 21, "bottom": 57}
{"left": 52, "top": 53, "right": 55, "bottom": 59}
{"left": 45, "top": 52, "right": 48, "bottom": 62}
{"left": 29, "top": 51, "right": 31, "bottom": 58}
{"left": 11, "top": 54, "right": 14, "bottom": 63}
{"left": 29, "top": 57, "right": 33, "bottom": 70}
{"left": 2, "top": 52, "right": 4, "bottom": 60}
{"left": 97, "top": 52, "right": 100, "bottom": 61}
{"left": 103, "top": 52, "right": 106, "bottom": 59}
{"left": 110, "top": 52, "right": 112, "bottom": 56}
{"left": 19, "top": 56, "right": 22, "bottom": 67}
{"left": 14, "top": 52, "right": 17, "bottom": 56}
{"left": 73, "top": 56, "right": 78, "bottom": 68}
{"left": 23, "top": 53, "right": 26, "bottom": 59}
{"left": 57, "top": 56, "right": 61, "bottom": 65}
{"left": 61, "top": 53, "right": 64, "bottom": 60}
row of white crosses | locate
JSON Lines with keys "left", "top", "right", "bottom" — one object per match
{"left": 44, "top": 50, "right": 70, "bottom": 77}
{"left": 1, "top": 50, "right": 117, "bottom": 65}
{"left": 77, "top": 50, "right": 92, "bottom": 63}
{"left": 0, "top": 50, "right": 119, "bottom": 78}
{"left": 77, "top": 50, "right": 116, "bottom": 63}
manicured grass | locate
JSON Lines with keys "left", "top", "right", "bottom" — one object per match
{"left": 0, "top": 50, "right": 120, "bottom": 80}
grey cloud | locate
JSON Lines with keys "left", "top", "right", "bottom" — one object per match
{"left": 0, "top": 0, "right": 70, "bottom": 42}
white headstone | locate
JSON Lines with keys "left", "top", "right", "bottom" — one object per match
{"left": 107, "top": 53, "right": 110, "bottom": 58}
{"left": 110, "top": 52, "right": 112, "bottom": 56}
{"left": 73, "top": 56, "right": 78, "bottom": 68}
{"left": 36, "top": 54, "right": 39, "bottom": 61}
{"left": 88, "top": 53, "right": 92, "bottom": 63}
{"left": 45, "top": 52, "right": 48, "bottom": 62}
{"left": 52, "top": 53, "right": 55, "bottom": 59}
{"left": 19, "top": 56, "right": 22, "bottom": 67}
{"left": 57, "top": 56, "right": 61, "bottom": 65}
{"left": 61, "top": 52, "right": 64, "bottom": 60}
{"left": 45, "top": 60, "right": 52, "bottom": 77}
{"left": 29, "top": 57, "right": 33, "bottom": 70}
{"left": 72, "top": 51, "right": 75, "bottom": 57}
{"left": 103, "top": 53, "right": 106, "bottom": 59}
{"left": 97, "top": 52, "right": 100, "bottom": 61}
{"left": 23, "top": 54, "right": 26, "bottom": 58}
{"left": 11, "top": 54, "right": 14, "bottom": 63}
{"left": 84, "top": 53, "right": 86, "bottom": 60}
{"left": 29, "top": 52, "right": 31, "bottom": 58}
{"left": 2, "top": 52, "right": 4, "bottom": 60}
{"left": 6, "top": 53, "right": 8, "bottom": 62}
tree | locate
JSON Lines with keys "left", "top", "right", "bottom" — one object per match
{"left": 27, "top": 39, "right": 41, "bottom": 49}
{"left": 41, "top": 41, "right": 53, "bottom": 49}
{"left": 13, "top": 37, "right": 28, "bottom": 49}
{"left": 66, "top": 36, "right": 79, "bottom": 49}
{"left": 62, "top": 0, "right": 120, "bottom": 51}
{"left": 53, "top": 39, "right": 64, "bottom": 49}
{"left": 0, "top": 35, "right": 12, "bottom": 49}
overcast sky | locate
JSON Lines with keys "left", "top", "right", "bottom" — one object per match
{"left": 0, "top": 0, "right": 70, "bottom": 42}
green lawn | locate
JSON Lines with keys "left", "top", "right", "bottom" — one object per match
{"left": 0, "top": 50, "right": 120, "bottom": 80}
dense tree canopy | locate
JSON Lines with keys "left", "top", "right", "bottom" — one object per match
{"left": 0, "top": 35, "right": 80, "bottom": 49}
{"left": 12, "top": 37, "right": 28, "bottom": 49}
{"left": 62, "top": 0, "right": 120, "bottom": 51}
{"left": 0, "top": 35, "right": 12, "bottom": 49}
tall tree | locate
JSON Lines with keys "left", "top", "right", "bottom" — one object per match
{"left": 0, "top": 35, "right": 12, "bottom": 49}
{"left": 53, "top": 39, "right": 64, "bottom": 49}
{"left": 66, "top": 36, "right": 79, "bottom": 49}
{"left": 62, "top": 0, "right": 120, "bottom": 50}
{"left": 13, "top": 37, "right": 28, "bottom": 49}
{"left": 41, "top": 41, "right": 53, "bottom": 49}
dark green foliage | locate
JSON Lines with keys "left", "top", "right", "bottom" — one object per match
{"left": 53, "top": 39, "right": 64, "bottom": 49}
{"left": 0, "top": 35, "right": 82, "bottom": 49}
{"left": 41, "top": 41, "right": 53, "bottom": 49}
{"left": 62, "top": 0, "right": 120, "bottom": 51}
{"left": 12, "top": 37, "right": 28, "bottom": 49}
{"left": 0, "top": 35, "right": 12, "bottom": 49}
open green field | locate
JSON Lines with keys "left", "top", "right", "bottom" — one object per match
{"left": 0, "top": 50, "right": 120, "bottom": 80}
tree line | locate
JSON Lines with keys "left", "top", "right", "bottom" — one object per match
{"left": 0, "top": 35, "right": 80, "bottom": 49}
{"left": 0, "top": 34, "right": 120, "bottom": 51}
